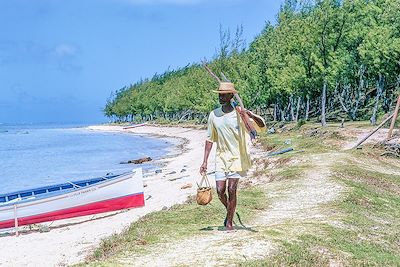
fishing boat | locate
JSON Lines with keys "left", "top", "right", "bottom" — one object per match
{"left": 0, "top": 168, "right": 144, "bottom": 230}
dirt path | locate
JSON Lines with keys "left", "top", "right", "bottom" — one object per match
{"left": 257, "top": 152, "right": 345, "bottom": 226}
{"left": 115, "top": 152, "right": 346, "bottom": 266}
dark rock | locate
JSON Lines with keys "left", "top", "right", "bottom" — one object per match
{"left": 120, "top": 157, "right": 152, "bottom": 165}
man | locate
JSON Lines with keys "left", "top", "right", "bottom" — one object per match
{"left": 199, "top": 82, "right": 265, "bottom": 231}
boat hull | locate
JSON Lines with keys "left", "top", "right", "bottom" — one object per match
{"left": 0, "top": 169, "right": 144, "bottom": 229}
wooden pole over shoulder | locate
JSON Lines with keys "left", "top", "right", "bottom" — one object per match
{"left": 202, "top": 63, "right": 258, "bottom": 143}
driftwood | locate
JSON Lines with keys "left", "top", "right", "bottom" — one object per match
{"left": 267, "top": 147, "right": 294, "bottom": 156}
{"left": 381, "top": 143, "right": 400, "bottom": 157}
{"left": 374, "top": 141, "right": 400, "bottom": 157}
{"left": 352, "top": 114, "right": 394, "bottom": 149}
{"left": 123, "top": 123, "right": 146, "bottom": 129}
{"left": 120, "top": 157, "right": 152, "bottom": 164}
{"left": 168, "top": 175, "right": 190, "bottom": 181}
{"left": 180, "top": 183, "right": 192, "bottom": 189}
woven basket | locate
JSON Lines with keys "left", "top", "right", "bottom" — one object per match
{"left": 196, "top": 175, "right": 212, "bottom": 205}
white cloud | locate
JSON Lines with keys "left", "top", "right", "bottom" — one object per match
{"left": 54, "top": 44, "right": 77, "bottom": 56}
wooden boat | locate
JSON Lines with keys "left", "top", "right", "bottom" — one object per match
{"left": 0, "top": 168, "right": 144, "bottom": 230}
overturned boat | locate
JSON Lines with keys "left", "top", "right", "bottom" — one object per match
{"left": 0, "top": 168, "right": 144, "bottom": 230}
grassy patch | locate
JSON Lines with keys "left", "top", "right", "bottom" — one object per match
{"left": 84, "top": 187, "right": 267, "bottom": 264}
{"left": 237, "top": 152, "right": 400, "bottom": 266}
{"left": 239, "top": 239, "right": 330, "bottom": 266}
{"left": 277, "top": 164, "right": 312, "bottom": 180}
{"left": 249, "top": 124, "right": 399, "bottom": 266}
{"left": 333, "top": 165, "right": 400, "bottom": 263}
{"left": 259, "top": 123, "right": 346, "bottom": 155}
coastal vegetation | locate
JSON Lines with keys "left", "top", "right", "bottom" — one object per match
{"left": 104, "top": 0, "right": 400, "bottom": 126}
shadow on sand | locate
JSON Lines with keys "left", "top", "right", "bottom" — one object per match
{"left": 199, "top": 212, "right": 258, "bottom": 232}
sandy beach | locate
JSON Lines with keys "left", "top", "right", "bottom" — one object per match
{"left": 0, "top": 124, "right": 214, "bottom": 266}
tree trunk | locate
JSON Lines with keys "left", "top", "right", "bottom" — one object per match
{"left": 321, "top": 80, "right": 327, "bottom": 126}
{"left": 387, "top": 94, "right": 400, "bottom": 140}
{"left": 305, "top": 96, "right": 310, "bottom": 121}
{"left": 352, "top": 65, "right": 366, "bottom": 120}
{"left": 370, "top": 73, "right": 384, "bottom": 126}
{"left": 295, "top": 96, "right": 301, "bottom": 122}
{"left": 280, "top": 108, "right": 285, "bottom": 122}
{"left": 289, "top": 96, "right": 295, "bottom": 121}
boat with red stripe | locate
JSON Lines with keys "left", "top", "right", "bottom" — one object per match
{"left": 0, "top": 168, "right": 144, "bottom": 230}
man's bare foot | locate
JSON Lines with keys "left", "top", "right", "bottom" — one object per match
{"left": 225, "top": 224, "right": 234, "bottom": 231}
{"left": 224, "top": 225, "right": 236, "bottom": 232}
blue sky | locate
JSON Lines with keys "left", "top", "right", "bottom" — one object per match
{"left": 0, "top": 0, "right": 283, "bottom": 124}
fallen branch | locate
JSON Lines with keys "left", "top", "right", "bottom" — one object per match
{"left": 267, "top": 147, "right": 294, "bottom": 157}
{"left": 168, "top": 175, "right": 190, "bottom": 181}
{"left": 352, "top": 114, "right": 394, "bottom": 149}
{"left": 377, "top": 142, "right": 400, "bottom": 158}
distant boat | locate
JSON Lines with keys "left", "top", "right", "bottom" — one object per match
{"left": 123, "top": 123, "right": 147, "bottom": 130}
{"left": 0, "top": 168, "right": 144, "bottom": 230}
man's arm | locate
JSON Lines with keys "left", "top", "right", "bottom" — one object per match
{"left": 200, "top": 140, "right": 213, "bottom": 175}
{"left": 246, "top": 110, "right": 266, "bottom": 128}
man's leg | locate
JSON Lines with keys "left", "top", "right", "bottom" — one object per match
{"left": 226, "top": 178, "right": 239, "bottom": 230}
{"left": 216, "top": 180, "right": 228, "bottom": 209}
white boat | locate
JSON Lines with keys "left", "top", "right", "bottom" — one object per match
{"left": 0, "top": 168, "right": 144, "bottom": 230}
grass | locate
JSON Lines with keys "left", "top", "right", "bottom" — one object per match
{"left": 83, "top": 187, "right": 267, "bottom": 265}
{"left": 237, "top": 154, "right": 400, "bottom": 266}
{"left": 277, "top": 164, "right": 312, "bottom": 180}
{"left": 239, "top": 240, "right": 330, "bottom": 267}
{"left": 259, "top": 122, "right": 347, "bottom": 155}
{"left": 235, "top": 122, "right": 400, "bottom": 266}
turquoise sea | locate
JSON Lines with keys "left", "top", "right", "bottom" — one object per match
{"left": 0, "top": 123, "right": 171, "bottom": 194}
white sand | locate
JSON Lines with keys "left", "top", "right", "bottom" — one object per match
{"left": 0, "top": 125, "right": 214, "bottom": 266}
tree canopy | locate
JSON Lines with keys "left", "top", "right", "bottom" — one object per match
{"left": 104, "top": 0, "right": 400, "bottom": 124}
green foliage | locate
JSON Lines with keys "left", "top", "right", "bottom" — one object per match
{"left": 104, "top": 0, "right": 400, "bottom": 123}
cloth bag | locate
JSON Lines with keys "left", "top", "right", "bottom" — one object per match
{"left": 196, "top": 175, "right": 212, "bottom": 205}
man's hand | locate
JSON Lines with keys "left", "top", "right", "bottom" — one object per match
{"left": 245, "top": 109, "right": 266, "bottom": 128}
{"left": 200, "top": 161, "right": 207, "bottom": 176}
{"left": 201, "top": 140, "right": 213, "bottom": 175}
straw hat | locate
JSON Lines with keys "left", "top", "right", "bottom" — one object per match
{"left": 213, "top": 82, "right": 238, "bottom": 94}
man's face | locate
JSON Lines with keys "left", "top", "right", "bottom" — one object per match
{"left": 219, "top": 93, "right": 234, "bottom": 105}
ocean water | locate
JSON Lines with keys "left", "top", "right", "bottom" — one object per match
{"left": 0, "top": 123, "right": 172, "bottom": 194}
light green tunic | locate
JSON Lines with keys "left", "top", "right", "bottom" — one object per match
{"left": 207, "top": 107, "right": 252, "bottom": 172}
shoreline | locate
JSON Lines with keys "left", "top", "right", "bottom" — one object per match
{"left": 0, "top": 124, "right": 212, "bottom": 266}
